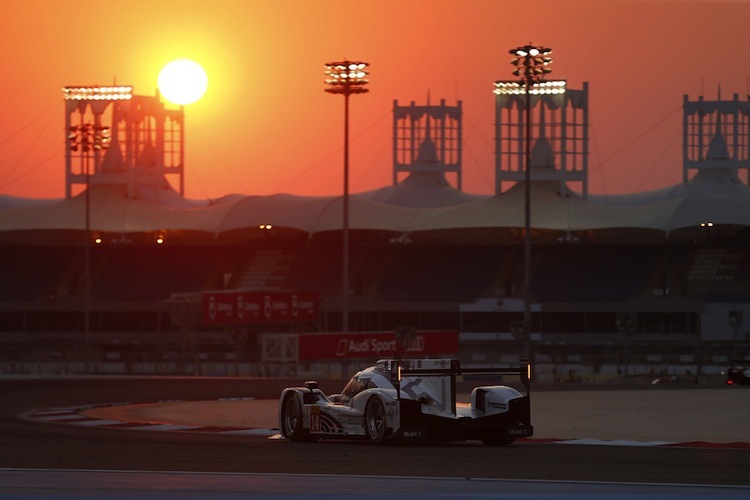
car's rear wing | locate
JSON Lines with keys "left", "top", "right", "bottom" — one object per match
{"left": 388, "top": 359, "right": 531, "bottom": 416}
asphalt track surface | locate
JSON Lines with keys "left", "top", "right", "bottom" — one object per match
{"left": 2, "top": 377, "right": 750, "bottom": 497}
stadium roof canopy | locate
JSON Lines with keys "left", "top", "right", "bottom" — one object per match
{"left": 1, "top": 166, "right": 749, "bottom": 244}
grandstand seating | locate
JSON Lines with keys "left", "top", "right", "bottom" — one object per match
{"left": 0, "top": 246, "right": 78, "bottom": 302}
{"left": 684, "top": 247, "right": 750, "bottom": 301}
{"left": 237, "top": 249, "right": 295, "bottom": 290}
{"left": 2, "top": 239, "right": 748, "bottom": 372}
{"left": 375, "top": 245, "right": 501, "bottom": 302}
{"left": 281, "top": 245, "right": 343, "bottom": 296}
{"left": 688, "top": 247, "right": 744, "bottom": 282}
{"left": 3, "top": 242, "right": 748, "bottom": 307}
{"left": 90, "top": 246, "right": 221, "bottom": 301}
{"left": 531, "top": 245, "right": 660, "bottom": 302}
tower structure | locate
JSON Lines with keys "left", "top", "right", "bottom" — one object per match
{"left": 683, "top": 91, "right": 750, "bottom": 183}
{"left": 393, "top": 98, "right": 462, "bottom": 190}
{"left": 64, "top": 86, "right": 185, "bottom": 199}
{"left": 493, "top": 81, "right": 589, "bottom": 196}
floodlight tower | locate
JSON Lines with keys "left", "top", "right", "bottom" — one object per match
{"left": 392, "top": 98, "right": 462, "bottom": 189}
{"left": 501, "top": 44, "right": 553, "bottom": 360}
{"left": 324, "top": 60, "right": 369, "bottom": 334}
{"left": 64, "top": 86, "right": 132, "bottom": 373}
{"left": 494, "top": 45, "right": 590, "bottom": 359}
{"left": 63, "top": 84, "right": 188, "bottom": 371}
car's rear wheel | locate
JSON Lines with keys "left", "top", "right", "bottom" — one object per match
{"left": 281, "top": 394, "right": 304, "bottom": 441}
{"left": 481, "top": 431, "right": 515, "bottom": 446}
{"left": 365, "top": 397, "right": 387, "bottom": 444}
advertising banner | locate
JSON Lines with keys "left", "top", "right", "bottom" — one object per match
{"left": 298, "top": 330, "right": 459, "bottom": 360}
{"left": 201, "top": 290, "right": 319, "bottom": 326}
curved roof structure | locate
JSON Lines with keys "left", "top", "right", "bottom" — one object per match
{"left": 357, "top": 171, "right": 483, "bottom": 208}
{"left": 1, "top": 168, "right": 749, "bottom": 242}
{"left": 589, "top": 171, "right": 750, "bottom": 207}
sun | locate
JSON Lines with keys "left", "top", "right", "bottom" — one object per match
{"left": 158, "top": 59, "right": 208, "bottom": 106}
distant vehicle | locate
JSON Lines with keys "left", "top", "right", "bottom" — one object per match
{"left": 727, "top": 361, "right": 750, "bottom": 385}
{"left": 278, "top": 358, "right": 532, "bottom": 445}
{"left": 651, "top": 376, "right": 678, "bottom": 385}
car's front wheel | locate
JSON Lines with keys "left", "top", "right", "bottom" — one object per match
{"left": 364, "top": 397, "right": 387, "bottom": 444}
{"left": 281, "top": 394, "right": 304, "bottom": 441}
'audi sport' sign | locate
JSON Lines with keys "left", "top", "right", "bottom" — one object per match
{"left": 298, "top": 331, "right": 459, "bottom": 360}
{"left": 202, "top": 290, "right": 319, "bottom": 326}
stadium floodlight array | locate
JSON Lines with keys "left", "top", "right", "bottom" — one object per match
{"left": 63, "top": 86, "right": 133, "bottom": 101}
{"left": 510, "top": 45, "right": 552, "bottom": 79}
{"left": 493, "top": 80, "right": 566, "bottom": 95}
{"left": 67, "top": 123, "right": 111, "bottom": 152}
{"left": 502, "top": 43, "right": 557, "bottom": 360}
{"left": 324, "top": 61, "right": 370, "bottom": 95}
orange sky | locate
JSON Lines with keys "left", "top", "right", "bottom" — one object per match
{"left": 2, "top": 0, "right": 750, "bottom": 200}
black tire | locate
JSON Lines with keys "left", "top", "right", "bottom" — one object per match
{"left": 481, "top": 431, "right": 515, "bottom": 446}
{"left": 364, "top": 397, "right": 387, "bottom": 444}
{"left": 281, "top": 394, "right": 304, "bottom": 441}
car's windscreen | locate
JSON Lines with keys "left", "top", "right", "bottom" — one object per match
{"left": 342, "top": 376, "right": 368, "bottom": 399}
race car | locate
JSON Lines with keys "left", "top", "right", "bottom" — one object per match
{"left": 278, "top": 358, "right": 532, "bottom": 445}
{"left": 727, "top": 361, "right": 750, "bottom": 385}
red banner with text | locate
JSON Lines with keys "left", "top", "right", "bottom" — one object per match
{"left": 201, "top": 290, "right": 319, "bottom": 326}
{"left": 298, "top": 330, "right": 459, "bottom": 360}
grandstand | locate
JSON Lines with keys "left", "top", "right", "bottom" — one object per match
{"left": 0, "top": 84, "right": 749, "bottom": 380}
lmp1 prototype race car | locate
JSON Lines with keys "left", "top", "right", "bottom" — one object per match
{"left": 279, "top": 359, "right": 532, "bottom": 445}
